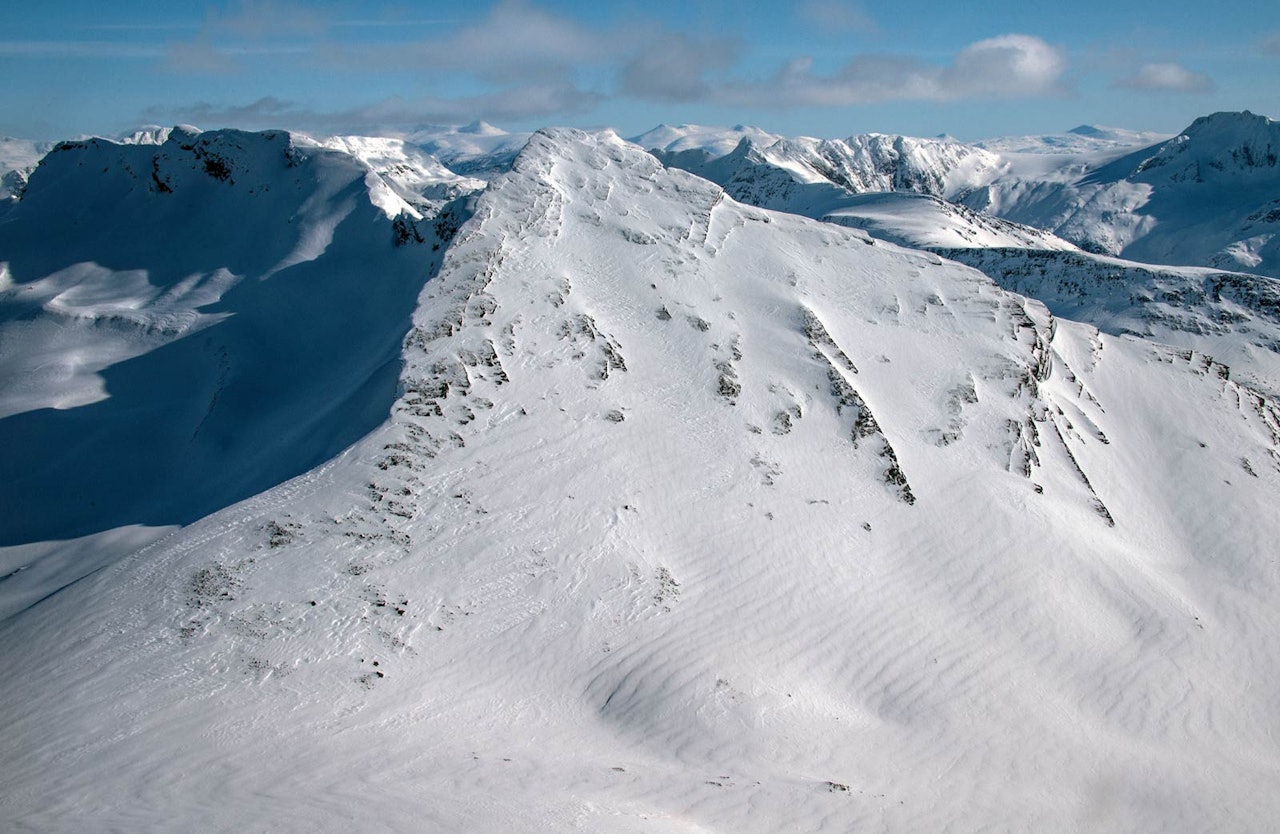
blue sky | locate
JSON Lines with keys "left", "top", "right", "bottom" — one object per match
{"left": 2, "top": 0, "right": 1277, "bottom": 141}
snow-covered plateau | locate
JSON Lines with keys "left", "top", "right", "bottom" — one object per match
{"left": 1, "top": 116, "right": 1279, "bottom": 833}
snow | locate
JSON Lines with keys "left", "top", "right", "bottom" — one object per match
{"left": 405, "top": 122, "right": 534, "bottom": 179}
{"left": 642, "top": 115, "right": 1280, "bottom": 280}
{"left": 0, "top": 127, "right": 462, "bottom": 549}
{"left": 630, "top": 123, "right": 783, "bottom": 157}
{"left": 968, "top": 112, "right": 1280, "bottom": 277}
{"left": 821, "top": 191, "right": 1080, "bottom": 251}
{"left": 320, "top": 135, "right": 485, "bottom": 219}
{"left": 973, "top": 124, "right": 1169, "bottom": 154}
{"left": 2, "top": 125, "right": 1279, "bottom": 833}
{"left": 0, "top": 136, "right": 53, "bottom": 200}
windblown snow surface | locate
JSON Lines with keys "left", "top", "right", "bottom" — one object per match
{"left": 2, "top": 128, "right": 1280, "bottom": 833}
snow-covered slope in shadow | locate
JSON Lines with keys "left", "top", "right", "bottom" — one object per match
{"left": 2, "top": 128, "right": 1278, "bottom": 833}
{"left": 0, "top": 128, "right": 475, "bottom": 549}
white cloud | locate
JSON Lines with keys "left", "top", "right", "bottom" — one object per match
{"left": 619, "top": 34, "right": 737, "bottom": 102}
{"left": 943, "top": 35, "right": 1068, "bottom": 97}
{"left": 717, "top": 34, "right": 1067, "bottom": 107}
{"left": 1112, "top": 62, "right": 1214, "bottom": 93}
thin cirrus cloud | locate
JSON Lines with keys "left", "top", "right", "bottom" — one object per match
{"left": 1112, "top": 62, "right": 1214, "bottom": 93}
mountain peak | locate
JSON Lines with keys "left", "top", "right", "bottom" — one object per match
{"left": 459, "top": 119, "right": 505, "bottom": 136}
{"left": 1129, "top": 109, "right": 1280, "bottom": 181}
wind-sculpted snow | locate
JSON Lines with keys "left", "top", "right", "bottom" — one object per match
{"left": 0, "top": 127, "right": 467, "bottom": 553}
{"left": 2, "top": 127, "right": 1280, "bottom": 833}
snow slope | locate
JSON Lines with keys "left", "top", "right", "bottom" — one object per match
{"left": 937, "top": 248, "right": 1280, "bottom": 395}
{"left": 2, "top": 127, "right": 1279, "bottom": 833}
{"left": 0, "top": 127, "right": 468, "bottom": 558}
{"left": 821, "top": 191, "right": 1079, "bottom": 251}
{"left": 817, "top": 193, "right": 1280, "bottom": 394}
{"left": 644, "top": 118, "right": 1280, "bottom": 393}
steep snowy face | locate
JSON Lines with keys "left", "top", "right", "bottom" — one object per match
{"left": 4, "top": 127, "right": 1279, "bottom": 833}
{"left": 970, "top": 111, "right": 1280, "bottom": 277}
{"left": 0, "top": 127, "right": 464, "bottom": 546}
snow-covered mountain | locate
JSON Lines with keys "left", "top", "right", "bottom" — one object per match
{"left": 640, "top": 113, "right": 1280, "bottom": 280}
{"left": 968, "top": 111, "right": 1280, "bottom": 277}
{"left": 637, "top": 114, "right": 1280, "bottom": 377}
{"left": 321, "top": 134, "right": 485, "bottom": 216}
{"left": 630, "top": 122, "right": 783, "bottom": 157}
{"left": 647, "top": 131, "right": 1005, "bottom": 214}
{"left": 3, "top": 125, "right": 1280, "bottom": 833}
{"left": 406, "top": 120, "right": 533, "bottom": 179}
{"left": 0, "top": 126, "right": 472, "bottom": 564}
{"left": 0, "top": 137, "right": 54, "bottom": 200}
